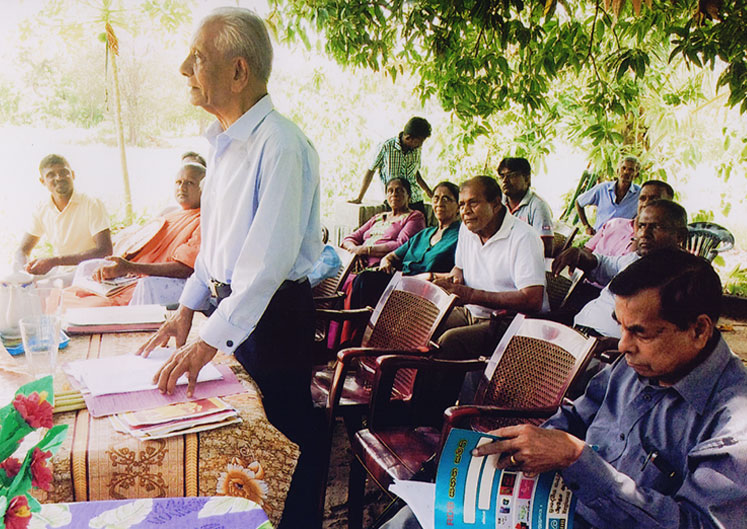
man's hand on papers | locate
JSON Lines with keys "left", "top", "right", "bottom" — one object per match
{"left": 152, "top": 338, "right": 218, "bottom": 397}
{"left": 137, "top": 305, "right": 194, "bottom": 357}
{"left": 472, "top": 424, "right": 585, "bottom": 475}
{"left": 93, "top": 256, "right": 131, "bottom": 281}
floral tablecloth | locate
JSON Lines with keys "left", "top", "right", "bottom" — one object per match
{"left": 29, "top": 496, "right": 272, "bottom": 529}
{"left": 24, "top": 330, "right": 299, "bottom": 528}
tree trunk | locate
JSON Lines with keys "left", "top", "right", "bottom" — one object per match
{"left": 110, "top": 51, "right": 133, "bottom": 221}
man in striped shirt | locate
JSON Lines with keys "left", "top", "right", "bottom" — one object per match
{"left": 349, "top": 116, "right": 433, "bottom": 213}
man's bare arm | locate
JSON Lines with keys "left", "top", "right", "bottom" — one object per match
{"left": 349, "top": 169, "right": 375, "bottom": 204}
{"left": 434, "top": 281, "right": 545, "bottom": 314}
{"left": 575, "top": 200, "right": 595, "bottom": 235}
{"left": 26, "top": 229, "right": 113, "bottom": 275}
{"left": 467, "top": 284, "right": 544, "bottom": 313}
{"left": 14, "top": 233, "right": 39, "bottom": 270}
{"left": 95, "top": 256, "right": 193, "bottom": 280}
{"left": 415, "top": 171, "right": 433, "bottom": 199}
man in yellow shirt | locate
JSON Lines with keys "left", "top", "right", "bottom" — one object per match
{"left": 15, "top": 154, "right": 112, "bottom": 282}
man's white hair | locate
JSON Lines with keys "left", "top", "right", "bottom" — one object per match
{"left": 201, "top": 7, "right": 273, "bottom": 84}
{"left": 619, "top": 155, "right": 641, "bottom": 172}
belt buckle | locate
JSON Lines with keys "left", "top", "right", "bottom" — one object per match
{"left": 209, "top": 280, "right": 220, "bottom": 298}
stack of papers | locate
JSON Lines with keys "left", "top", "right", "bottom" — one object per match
{"left": 110, "top": 397, "right": 241, "bottom": 440}
{"left": 65, "top": 348, "right": 224, "bottom": 396}
{"left": 64, "top": 304, "right": 167, "bottom": 334}
{"left": 62, "top": 348, "right": 248, "bottom": 418}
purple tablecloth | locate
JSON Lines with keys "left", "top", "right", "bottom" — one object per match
{"left": 31, "top": 496, "right": 272, "bottom": 528}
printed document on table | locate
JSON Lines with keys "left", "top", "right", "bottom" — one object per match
{"left": 66, "top": 347, "right": 223, "bottom": 396}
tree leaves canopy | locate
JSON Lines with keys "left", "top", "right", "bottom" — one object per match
{"left": 270, "top": 0, "right": 747, "bottom": 173}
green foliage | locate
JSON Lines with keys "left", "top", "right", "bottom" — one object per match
{"left": 271, "top": 0, "right": 747, "bottom": 173}
{"left": 724, "top": 265, "right": 747, "bottom": 297}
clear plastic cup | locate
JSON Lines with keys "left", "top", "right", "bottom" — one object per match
{"left": 20, "top": 315, "right": 61, "bottom": 379}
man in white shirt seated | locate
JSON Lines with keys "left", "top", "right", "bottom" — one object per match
{"left": 552, "top": 199, "right": 688, "bottom": 339}
{"left": 15, "top": 154, "right": 112, "bottom": 285}
{"left": 432, "top": 175, "right": 548, "bottom": 361}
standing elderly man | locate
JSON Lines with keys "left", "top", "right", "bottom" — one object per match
{"left": 383, "top": 249, "right": 747, "bottom": 529}
{"left": 575, "top": 155, "right": 641, "bottom": 235}
{"left": 137, "top": 8, "right": 322, "bottom": 529}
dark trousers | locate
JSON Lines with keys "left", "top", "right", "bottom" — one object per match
{"left": 232, "top": 280, "right": 323, "bottom": 529}
{"left": 350, "top": 269, "right": 395, "bottom": 310}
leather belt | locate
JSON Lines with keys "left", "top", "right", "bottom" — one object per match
{"left": 209, "top": 277, "right": 308, "bottom": 301}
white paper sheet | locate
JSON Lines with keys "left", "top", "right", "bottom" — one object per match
{"left": 65, "top": 347, "right": 223, "bottom": 396}
{"left": 64, "top": 304, "right": 166, "bottom": 325}
{"left": 388, "top": 479, "right": 435, "bottom": 529}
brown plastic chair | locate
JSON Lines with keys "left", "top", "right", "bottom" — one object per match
{"left": 347, "top": 314, "right": 597, "bottom": 529}
{"left": 544, "top": 258, "right": 586, "bottom": 312}
{"left": 552, "top": 221, "right": 579, "bottom": 257}
{"left": 311, "top": 273, "right": 457, "bottom": 516}
{"left": 311, "top": 247, "right": 358, "bottom": 363}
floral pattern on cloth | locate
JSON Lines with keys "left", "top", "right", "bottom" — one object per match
{"left": 29, "top": 496, "right": 272, "bottom": 529}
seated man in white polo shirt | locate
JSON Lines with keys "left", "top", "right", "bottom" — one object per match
{"left": 432, "top": 175, "right": 548, "bottom": 361}
{"left": 14, "top": 154, "right": 112, "bottom": 284}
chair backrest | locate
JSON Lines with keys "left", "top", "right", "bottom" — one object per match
{"left": 687, "top": 222, "right": 734, "bottom": 262}
{"left": 544, "top": 258, "right": 586, "bottom": 311}
{"left": 312, "top": 246, "right": 357, "bottom": 304}
{"left": 471, "top": 314, "right": 596, "bottom": 430}
{"left": 552, "top": 221, "right": 578, "bottom": 257}
{"left": 357, "top": 273, "right": 457, "bottom": 396}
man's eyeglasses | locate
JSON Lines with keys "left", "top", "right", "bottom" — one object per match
{"left": 498, "top": 170, "right": 523, "bottom": 180}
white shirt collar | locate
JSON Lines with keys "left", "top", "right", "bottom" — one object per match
{"left": 206, "top": 94, "right": 275, "bottom": 147}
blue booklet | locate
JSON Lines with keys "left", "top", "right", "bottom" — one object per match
{"left": 434, "top": 428, "right": 576, "bottom": 529}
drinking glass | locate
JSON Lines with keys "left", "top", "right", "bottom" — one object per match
{"left": 20, "top": 315, "right": 61, "bottom": 379}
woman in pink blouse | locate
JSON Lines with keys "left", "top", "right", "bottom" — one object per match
{"left": 340, "top": 178, "right": 426, "bottom": 266}
{"left": 334, "top": 178, "right": 426, "bottom": 344}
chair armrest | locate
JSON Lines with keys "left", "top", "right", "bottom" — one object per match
{"left": 368, "top": 355, "right": 487, "bottom": 430}
{"left": 439, "top": 405, "right": 559, "bottom": 455}
{"left": 325, "top": 346, "right": 431, "bottom": 420}
{"left": 315, "top": 306, "right": 373, "bottom": 324}
{"left": 313, "top": 291, "right": 346, "bottom": 305}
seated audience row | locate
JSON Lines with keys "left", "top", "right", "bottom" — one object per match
{"left": 16, "top": 152, "right": 206, "bottom": 308}
{"left": 382, "top": 248, "right": 747, "bottom": 529}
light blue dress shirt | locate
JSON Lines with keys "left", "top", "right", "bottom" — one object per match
{"left": 577, "top": 180, "right": 641, "bottom": 230}
{"left": 179, "top": 95, "right": 322, "bottom": 354}
{"left": 544, "top": 334, "right": 747, "bottom": 529}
